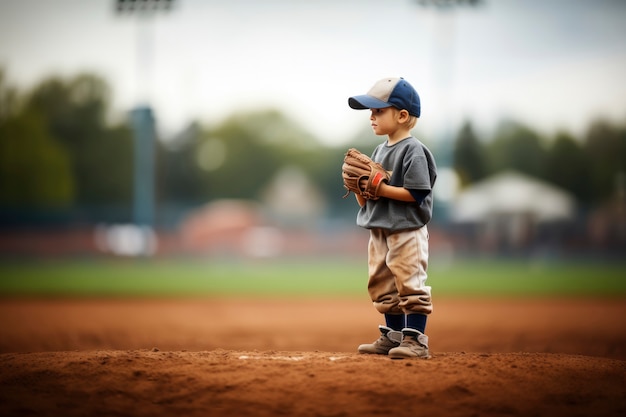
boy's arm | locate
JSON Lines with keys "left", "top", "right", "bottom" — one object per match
{"left": 377, "top": 183, "right": 417, "bottom": 202}
{"left": 355, "top": 182, "right": 428, "bottom": 205}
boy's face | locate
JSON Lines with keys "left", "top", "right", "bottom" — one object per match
{"left": 369, "top": 107, "right": 398, "bottom": 136}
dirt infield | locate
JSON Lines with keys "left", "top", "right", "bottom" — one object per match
{"left": 1, "top": 298, "right": 625, "bottom": 416}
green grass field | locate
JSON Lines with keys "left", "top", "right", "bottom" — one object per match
{"left": 0, "top": 257, "right": 624, "bottom": 298}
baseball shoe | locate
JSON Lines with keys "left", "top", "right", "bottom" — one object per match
{"left": 388, "top": 328, "right": 431, "bottom": 359}
{"left": 358, "top": 325, "right": 402, "bottom": 355}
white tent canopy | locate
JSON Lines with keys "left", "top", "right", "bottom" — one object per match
{"left": 450, "top": 171, "right": 576, "bottom": 223}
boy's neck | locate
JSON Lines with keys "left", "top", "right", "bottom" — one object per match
{"left": 386, "top": 128, "right": 412, "bottom": 145}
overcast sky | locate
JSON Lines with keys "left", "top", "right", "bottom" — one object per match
{"left": 1, "top": 0, "right": 625, "bottom": 146}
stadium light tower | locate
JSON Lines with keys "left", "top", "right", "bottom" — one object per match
{"left": 412, "top": 0, "right": 483, "bottom": 224}
{"left": 115, "top": 0, "right": 176, "bottom": 256}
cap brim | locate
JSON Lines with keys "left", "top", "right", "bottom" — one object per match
{"left": 348, "top": 95, "right": 391, "bottom": 110}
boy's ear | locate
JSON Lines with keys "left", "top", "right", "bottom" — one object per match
{"left": 398, "top": 109, "right": 410, "bottom": 121}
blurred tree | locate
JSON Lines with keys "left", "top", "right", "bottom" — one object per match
{"left": 159, "top": 122, "right": 208, "bottom": 204}
{"left": 223, "top": 109, "right": 319, "bottom": 150}
{"left": 26, "top": 74, "right": 109, "bottom": 144}
{"left": 452, "top": 120, "right": 487, "bottom": 187}
{"left": 161, "top": 110, "right": 326, "bottom": 204}
{"left": 487, "top": 121, "right": 546, "bottom": 178}
{"left": 544, "top": 131, "right": 589, "bottom": 203}
{"left": 0, "top": 110, "right": 73, "bottom": 207}
{"left": 156, "top": 108, "right": 364, "bottom": 223}
{"left": 0, "top": 69, "right": 19, "bottom": 122}
{"left": 0, "top": 71, "right": 73, "bottom": 208}
{"left": 197, "top": 111, "right": 284, "bottom": 200}
{"left": 584, "top": 119, "right": 626, "bottom": 204}
{"left": 24, "top": 74, "right": 133, "bottom": 206}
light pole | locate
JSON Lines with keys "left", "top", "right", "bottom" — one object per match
{"left": 413, "top": 0, "right": 482, "bottom": 224}
{"left": 115, "top": 0, "right": 175, "bottom": 255}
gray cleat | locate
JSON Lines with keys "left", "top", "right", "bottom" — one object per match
{"left": 358, "top": 325, "right": 402, "bottom": 355}
{"left": 388, "top": 328, "right": 431, "bottom": 359}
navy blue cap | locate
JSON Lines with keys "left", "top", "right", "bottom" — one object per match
{"left": 348, "top": 77, "right": 421, "bottom": 117}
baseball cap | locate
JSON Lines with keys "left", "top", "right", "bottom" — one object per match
{"left": 348, "top": 77, "right": 421, "bottom": 117}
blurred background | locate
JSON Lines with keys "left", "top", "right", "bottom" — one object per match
{"left": 0, "top": 0, "right": 624, "bottom": 262}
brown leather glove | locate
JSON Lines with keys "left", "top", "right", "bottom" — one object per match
{"left": 341, "top": 148, "right": 390, "bottom": 200}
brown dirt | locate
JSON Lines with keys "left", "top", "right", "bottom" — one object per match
{"left": 1, "top": 297, "right": 625, "bottom": 417}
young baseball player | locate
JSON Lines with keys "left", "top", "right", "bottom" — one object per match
{"left": 346, "top": 77, "right": 437, "bottom": 359}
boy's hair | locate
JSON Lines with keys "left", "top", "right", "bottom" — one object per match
{"left": 405, "top": 114, "right": 418, "bottom": 129}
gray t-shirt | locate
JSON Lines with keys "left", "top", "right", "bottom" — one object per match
{"left": 357, "top": 137, "right": 437, "bottom": 231}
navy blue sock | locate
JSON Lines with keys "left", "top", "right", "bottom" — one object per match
{"left": 406, "top": 313, "right": 427, "bottom": 334}
{"left": 384, "top": 314, "right": 405, "bottom": 331}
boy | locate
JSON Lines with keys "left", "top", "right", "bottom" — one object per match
{"left": 346, "top": 77, "right": 437, "bottom": 359}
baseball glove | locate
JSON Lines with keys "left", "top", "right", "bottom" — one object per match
{"left": 342, "top": 148, "right": 390, "bottom": 200}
